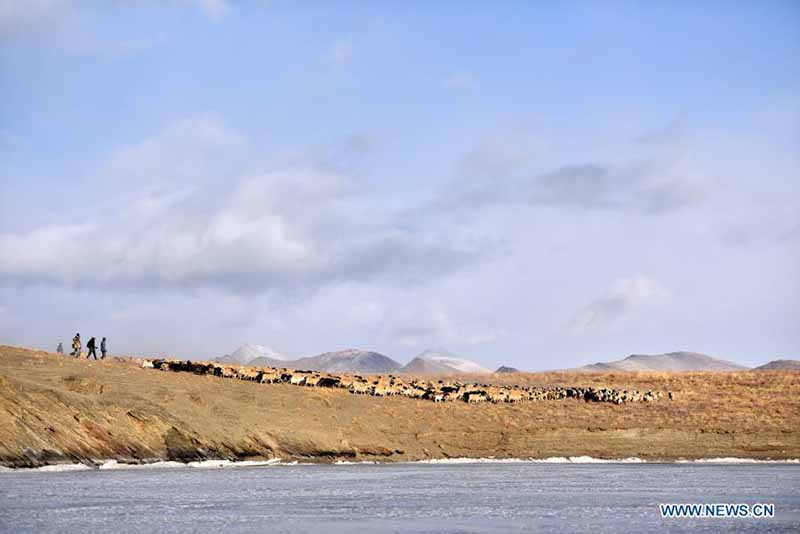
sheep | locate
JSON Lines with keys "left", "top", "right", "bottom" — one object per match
{"left": 138, "top": 358, "right": 665, "bottom": 407}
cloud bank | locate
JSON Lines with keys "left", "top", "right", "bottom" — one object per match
{"left": 569, "top": 276, "right": 670, "bottom": 334}
{"left": 0, "top": 117, "right": 474, "bottom": 294}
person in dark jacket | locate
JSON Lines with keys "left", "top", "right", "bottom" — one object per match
{"left": 56, "top": 342, "right": 63, "bottom": 355}
{"left": 100, "top": 337, "right": 107, "bottom": 359}
{"left": 86, "top": 337, "right": 98, "bottom": 360}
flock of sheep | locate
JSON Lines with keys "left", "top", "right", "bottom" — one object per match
{"left": 141, "top": 358, "right": 669, "bottom": 405}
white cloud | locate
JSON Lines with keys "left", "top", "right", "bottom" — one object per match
{"left": 107, "top": 115, "right": 247, "bottom": 188}
{"left": 438, "top": 125, "right": 708, "bottom": 216}
{"left": 458, "top": 128, "right": 538, "bottom": 180}
{"left": 0, "top": 116, "right": 474, "bottom": 294}
{"left": 387, "top": 301, "right": 504, "bottom": 348}
{"left": 569, "top": 276, "right": 669, "bottom": 334}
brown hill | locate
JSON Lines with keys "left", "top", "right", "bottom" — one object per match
{"left": 1, "top": 345, "right": 798, "bottom": 468}
{"left": 754, "top": 359, "right": 800, "bottom": 371}
{"left": 292, "top": 349, "right": 401, "bottom": 374}
{"left": 580, "top": 351, "right": 746, "bottom": 372}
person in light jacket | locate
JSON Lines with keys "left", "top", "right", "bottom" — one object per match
{"left": 71, "top": 333, "right": 81, "bottom": 358}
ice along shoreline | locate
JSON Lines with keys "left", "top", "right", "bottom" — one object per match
{"left": 2, "top": 456, "right": 799, "bottom": 473}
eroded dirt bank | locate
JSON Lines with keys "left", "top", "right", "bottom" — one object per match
{"left": 1, "top": 345, "right": 798, "bottom": 468}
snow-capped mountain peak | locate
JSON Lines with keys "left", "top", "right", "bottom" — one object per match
{"left": 229, "top": 344, "right": 290, "bottom": 363}
{"left": 414, "top": 349, "right": 491, "bottom": 374}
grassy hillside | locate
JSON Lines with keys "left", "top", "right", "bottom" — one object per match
{"left": 1, "top": 345, "right": 798, "bottom": 467}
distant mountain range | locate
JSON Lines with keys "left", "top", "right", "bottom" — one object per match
{"left": 579, "top": 351, "right": 747, "bottom": 372}
{"left": 214, "top": 345, "right": 796, "bottom": 375}
{"left": 215, "top": 344, "right": 290, "bottom": 365}
{"left": 213, "top": 346, "right": 491, "bottom": 375}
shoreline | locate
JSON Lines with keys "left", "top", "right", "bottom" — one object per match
{"left": 3, "top": 456, "right": 800, "bottom": 473}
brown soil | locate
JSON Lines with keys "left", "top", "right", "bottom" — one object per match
{"left": 1, "top": 345, "right": 798, "bottom": 467}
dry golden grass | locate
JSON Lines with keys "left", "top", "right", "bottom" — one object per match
{"left": 1, "top": 345, "right": 798, "bottom": 467}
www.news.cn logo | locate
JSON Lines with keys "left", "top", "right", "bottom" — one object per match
{"left": 660, "top": 503, "right": 775, "bottom": 519}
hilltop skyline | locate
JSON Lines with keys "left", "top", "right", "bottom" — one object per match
{"left": 0, "top": 1, "right": 798, "bottom": 370}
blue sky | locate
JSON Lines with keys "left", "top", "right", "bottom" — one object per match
{"left": 1, "top": 1, "right": 798, "bottom": 369}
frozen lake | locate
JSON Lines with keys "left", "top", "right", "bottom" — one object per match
{"left": 1, "top": 461, "right": 799, "bottom": 533}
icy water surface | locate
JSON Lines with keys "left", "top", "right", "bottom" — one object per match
{"left": 1, "top": 462, "right": 799, "bottom": 533}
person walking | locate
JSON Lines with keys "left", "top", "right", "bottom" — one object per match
{"left": 56, "top": 342, "right": 63, "bottom": 355}
{"left": 86, "top": 336, "right": 97, "bottom": 360}
{"left": 71, "top": 333, "right": 81, "bottom": 358}
{"left": 100, "top": 337, "right": 107, "bottom": 359}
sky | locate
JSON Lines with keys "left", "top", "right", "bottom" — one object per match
{"left": 0, "top": 0, "right": 798, "bottom": 370}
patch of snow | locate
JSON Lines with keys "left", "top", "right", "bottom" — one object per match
{"left": 412, "top": 457, "right": 532, "bottom": 464}
{"left": 675, "top": 457, "right": 800, "bottom": 464}
{"left": 0, "top": 459, "right": 288, "bottom": 473}
{"left": 564, "top": 456, "right": 645, "bottom": 463}
{"left": 412, "top": 457, "right": 646, "bottom": 464}
{"left": 186, "top": 459, "right": 283, "bottom": 468}
{"left": 411, "top": 456, "right": 800, "bottom": 464}
{"left": 32, "top": 464, "right": 94, "bottom": 472}
{"left": 98, "top": 460, "right": 186, "bottom": 470}
{"left": 229, "top": 459, "right": 284, "bottom": 467}
{"left": 108, "top": 458, "right": 285, "bottom": 470}
{"left": 3, "top": 456, "right": 798, "bottom": 473}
